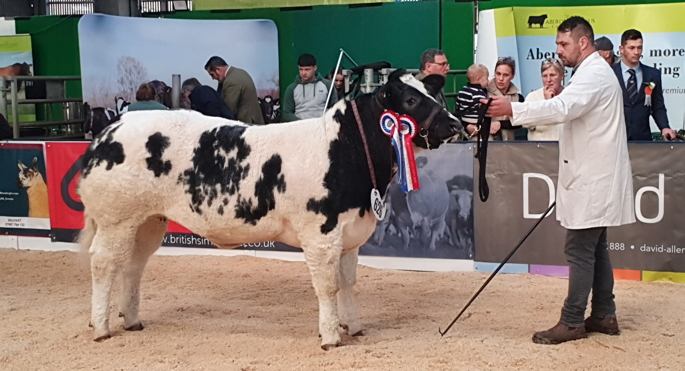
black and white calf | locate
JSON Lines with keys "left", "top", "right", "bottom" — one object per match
{"left": 77, "top": 69, "right": 464, "bottom": 350}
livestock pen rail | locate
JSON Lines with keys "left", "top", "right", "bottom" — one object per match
{"left": 0, "top": 76, "right": 84, "bottom": 140}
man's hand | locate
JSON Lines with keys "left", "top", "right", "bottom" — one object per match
{"left": 481, "top": 96, "right": 512, "bottom": 118}
{"left": 490, "top": 121, "right": 501, "bottom": 135}
{"left": 662, "top": 128, "right": 677, "bottom": 141}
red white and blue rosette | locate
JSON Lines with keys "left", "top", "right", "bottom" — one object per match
{"left": 380, "top": 111, "right": 420, "bottom": 193}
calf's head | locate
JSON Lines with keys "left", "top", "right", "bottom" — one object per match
{"left": 16, "top": 157, "right": 43, "bottom": 188}
{"left": 376, "top": 69, "right": 464, "bottom": 149}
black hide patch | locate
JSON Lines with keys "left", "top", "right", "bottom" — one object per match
{"left": 306, "top": 97, "right": 395, "bottom": 234}
{"left": 234, "top": 154, "right": 286, "bottom": 225}
{"left": 145, "top": 132, "right": 172, "bottom": 177}
{"left": 177, "top": 126, "right": 251, "bottom": 215}
{"left": 82, "top": 123, "right": 125, "bottom": 179}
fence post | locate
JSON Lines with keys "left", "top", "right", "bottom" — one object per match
{"left": 171, "top": 74, "right": 181, "bottom": 109}
{"left": 10, "top": 78, "right": 19, "bottom": 139}
{"left": 0, "top": 76, "right": 7, "bottom": 120}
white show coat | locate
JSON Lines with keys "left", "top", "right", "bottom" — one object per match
{"left": 511, "top": 51, "right": 636, "bottom": 230}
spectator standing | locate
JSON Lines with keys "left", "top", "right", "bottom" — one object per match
{"left": 205, "top": 56, "right": 265, "bottom": 125}
{"left": 282, "top": 53, "right": 338, "bottom": 122}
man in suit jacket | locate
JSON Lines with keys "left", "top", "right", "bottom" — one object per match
{"left": 612, "top": 29, "right": 676, "bottom": 141}
{"left": 205, "top": 56, "right": 265, "bottom": 125}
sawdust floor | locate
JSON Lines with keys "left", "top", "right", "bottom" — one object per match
{"left": 1, "top": 249, "right": 684, "bottom": 371}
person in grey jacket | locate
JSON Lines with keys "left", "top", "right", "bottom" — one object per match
{"left": 281, "top": 54, "right": 338, "bottom": 122}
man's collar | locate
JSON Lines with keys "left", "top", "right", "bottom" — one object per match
{"left": 620, "top": 60, "right": 640, "bottom": 73}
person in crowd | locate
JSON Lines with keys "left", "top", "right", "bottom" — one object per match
{"left": 456, "top": 63, "right": 489, "bottom": 139}
{"left": 484, "top": 16, "right": 635, "bottom": 345}
{"left": 487, "top": 56, "right": 524, "bottom": 140}
{"left": 594, "top": 36, "right": 618, "bottom": 65}
{"left": 281, "top": 53, "right": 338, "bottom": 122}
{"left": 327, "top": 66, "right": 346, "bottom": 102}
{"left": 415, "top": 48, "right": 449, "bottom": 108}
{"left": 526, "top": 58, "right": 565, "bottom": 141}
{"left": 613, "top": 29, "right": 676, "bottom": 141}
{"left": 126, "top": 83, "right": 168, "bottom": 111}
{"left": 182, "top": 77, "right": 236, "bottom": 120}
{"left": 205, "top": 56, "right": 265, "bottom": 125}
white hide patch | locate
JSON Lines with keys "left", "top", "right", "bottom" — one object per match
{"left": 399, "top": 74, "right": 438, "bottom": 104}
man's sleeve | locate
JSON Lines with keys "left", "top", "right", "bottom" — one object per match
{"left": 281, "top": 84, "right": 298, "bottom": 122}
{"left": 511, "top": 71, "right": 601, "bottom": 127}
{"left": 650, "top": 72, "right": 670, "bottom": 130}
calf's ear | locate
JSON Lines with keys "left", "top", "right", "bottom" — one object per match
{"left": 421, "top": 75, "right": 446, "bottom": 98}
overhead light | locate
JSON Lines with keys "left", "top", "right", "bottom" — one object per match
{"left": 172, "top": 1, "right": 189, "bottom": 11}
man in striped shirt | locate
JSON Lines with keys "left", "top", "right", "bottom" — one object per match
{"left": 457, "top": 64, "right": 489, "bottom": 137}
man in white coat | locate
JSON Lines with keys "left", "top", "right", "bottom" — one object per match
{"left": 484, "top": 16, "right": 636, "bottom": 345}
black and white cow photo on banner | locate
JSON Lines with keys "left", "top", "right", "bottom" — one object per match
{"left": 361, "top": 143, "right": 474, "bottom": 260}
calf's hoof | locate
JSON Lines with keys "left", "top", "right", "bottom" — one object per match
{"left": 321, "top": 341, "right": 341, "bottom": 351}
{"left": 341, "top": 323, "right": 364, "bottom": 337}
{"left": 124, "top": 322, "right": 144, "bottom": 331}
{"left": 93, "top": 333, "right": 111, "bottom": 342}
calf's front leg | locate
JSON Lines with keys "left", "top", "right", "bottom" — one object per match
{"left": 302, "top": 235, "right": 343, "bottom": 350}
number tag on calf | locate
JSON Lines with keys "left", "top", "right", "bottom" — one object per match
{"left": 370, "top": 188, "right": 387, "bottom": 221}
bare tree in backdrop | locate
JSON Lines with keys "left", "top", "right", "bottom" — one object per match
{"left": 116, "top": 56, "right": 148, "bottom": 102}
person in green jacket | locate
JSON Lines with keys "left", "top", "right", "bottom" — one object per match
{"left": 204, "top": 56, "right": 265, "bottom": 125}
{"left": 126, "top": 83, "right": 168, "bottom": 111}
{"left": 281, "top": 53, "right": 338, "bottom": 122}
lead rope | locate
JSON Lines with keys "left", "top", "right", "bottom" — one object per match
{"left": 474, "top": 98, "right": 493, "bottom": 202}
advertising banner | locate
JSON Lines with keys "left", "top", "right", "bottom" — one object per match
{"left": 78, "top": 14, "right": 280, "bottom": 120}
{"left": 360, "top": 143, "right": 475, "bottom": 259}
{"left": 0, "top": 34, "right": 36, "bottom": 124}
{"left": 474, "top": 142, "right": 685, "bottom": 272}
{"left": 0, "top": 142, "right": 49, "bottom": 235}
{"left": 476, "top": 3, "right": 685, "bottom": 133}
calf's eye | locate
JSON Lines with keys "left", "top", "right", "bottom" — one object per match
{"left": 406, "top": 98, "right": 418, "bottom": 106}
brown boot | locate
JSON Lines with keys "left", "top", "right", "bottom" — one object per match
{"left": 532, "top": 321, "right": 587, "bottom": 344}
{"left": 585, "top": 316, "right": 620, "bottom": 335}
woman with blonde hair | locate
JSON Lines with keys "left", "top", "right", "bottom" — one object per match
{"left": 526, "top": 58, "right": 565, "bottom": 141}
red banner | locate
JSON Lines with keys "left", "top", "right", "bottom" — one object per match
{"left": 45, "top": 142, "right": 89, "bottom": 233}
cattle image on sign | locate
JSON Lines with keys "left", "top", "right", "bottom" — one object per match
{"left": 76, "top": 69, "right": 464, "bottom": 350}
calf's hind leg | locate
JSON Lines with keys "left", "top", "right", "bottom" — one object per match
{"left": 119, "top": 216, "right": 169, "bottom": 331}
{"left": 89, "top": 221, "right": 139, "bottom": 341}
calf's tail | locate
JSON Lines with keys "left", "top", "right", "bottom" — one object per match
{"left": 78, "top": 212, "right": 97, "bottom": 254}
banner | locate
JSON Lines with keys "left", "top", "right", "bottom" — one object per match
{"left": 0, "top": 34, "right": 36, "bottom": 124}
{"left": 0, "top": 142, "right": 49, "bottom": 235}
{"left": 474, "top": 142, "right": 685, "bottom": 272}
{"left": 45, "top": 141, "right": 90, "bottom": 242}
{"left": 78, "top": 14, "right": 279, "bottom": 115}
{"left": 360, "top": 143, "right": 475, "bottom": 259}
{"left": 477, "top": 3, "right": 685, "bottom": 133}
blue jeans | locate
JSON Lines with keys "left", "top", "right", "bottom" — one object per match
{"left": 560, "top": 227, "right": 617, "bottom": 327}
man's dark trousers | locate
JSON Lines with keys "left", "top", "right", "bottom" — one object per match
{"left": 560, "top": 227, "right": 617, "bottom": 327}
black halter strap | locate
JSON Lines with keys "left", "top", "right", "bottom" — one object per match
{"left": 474, "top": 98, "right": 493, "bottom": 202}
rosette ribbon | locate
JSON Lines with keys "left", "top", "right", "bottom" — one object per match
{"left": 380, "top": 111, "right": 420, "bottom": 193}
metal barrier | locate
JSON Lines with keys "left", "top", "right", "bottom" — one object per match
{"left": 341, "top": 67, "right": 467, "bottom": 109}
{"left": 0, "top": 76, "right": 84, "bottom": 139}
